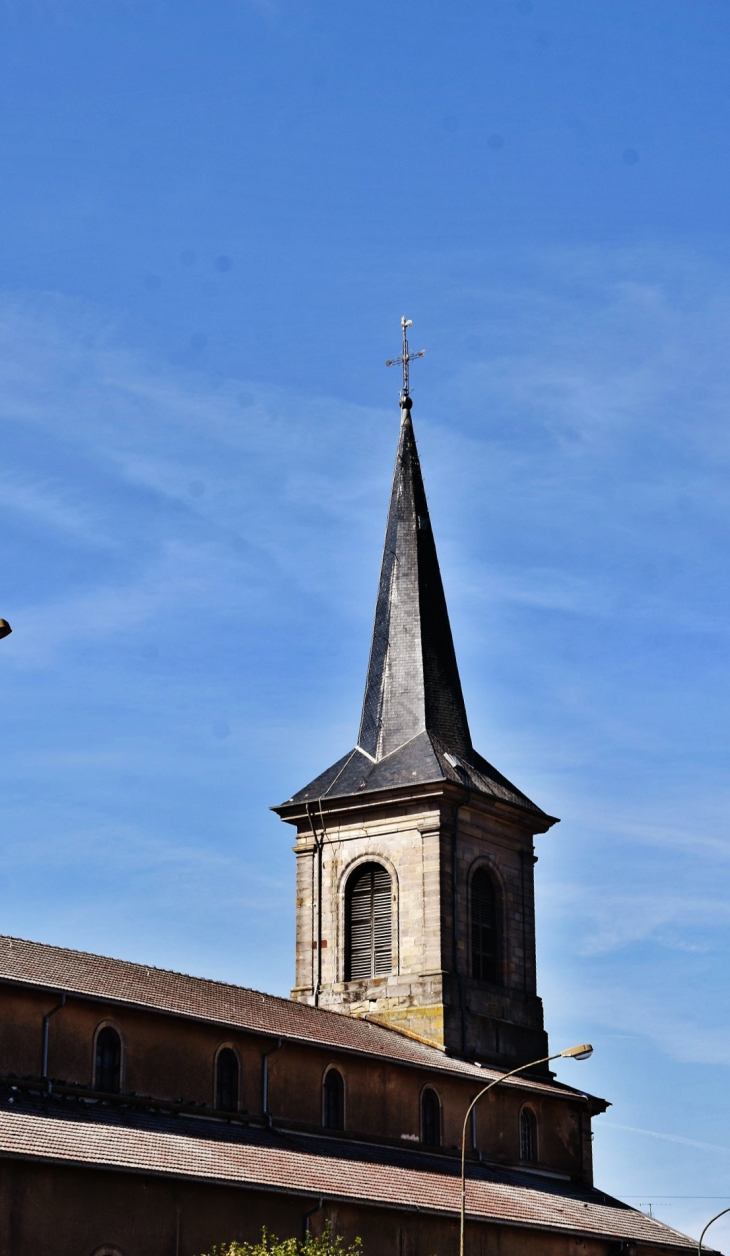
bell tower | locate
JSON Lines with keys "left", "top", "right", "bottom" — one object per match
{"left": 273, "top": 333, "right": 557, "bottom": 1070}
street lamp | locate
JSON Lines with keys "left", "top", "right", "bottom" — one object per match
{"left": 0, "top": 620, "right": 11, "bottom": 639}
{"left": 459, "top": 1043, "right": 594, "bottom": 1256}
{"left": 698, "top": 1207, "right": 730, "bottom": 1256}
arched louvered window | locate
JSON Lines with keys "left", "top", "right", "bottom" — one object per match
{"left": 471, "top": 868, "right": 499, "bottom": 983}
{"left": 421, "top": 1087, "right": 441, "bottom": 1147}
{"left": 345, "top": 862, "right": 392, "bottom": 981}
{"left": 94, "top": 1026, "right": 121, "bottom": 1094}
{"left": 520, "top": 1107, "right": 537, "bottom": 1163}
{"left": 216, "top": 1047, "right": 239, "bottom": 1113}
{"left": 323, "top": 1067, "right": 344, "bottom": 1130}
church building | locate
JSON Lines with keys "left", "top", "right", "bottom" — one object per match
{"left": 0, "top": 346, "right": 705, "bottom": 1256}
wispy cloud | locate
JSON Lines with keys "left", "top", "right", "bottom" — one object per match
{"left": 0, "top": 472, "right": 105, "bottom": 541}
{"left": 604, "top": 1124, "right": 730, "bottom": 1155}
{"left": 9, "top": 540, "right": 229, "bottom": 666}
{"left": 539, "top": 882, "right": 730, "bottom": 957}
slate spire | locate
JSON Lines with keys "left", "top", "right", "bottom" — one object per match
{"left": 358, "top": 400, "right": 471, "bottom": 762}
{"left": 277, "top": 376, "right": 546, "bottom": 818}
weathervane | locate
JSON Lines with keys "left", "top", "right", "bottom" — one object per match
{"left": 386, "top": 316, "right": 424, "bottom": 405}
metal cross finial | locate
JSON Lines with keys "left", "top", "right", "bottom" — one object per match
{"left": 386, "top": 316, "right": 425, "bottom": 403}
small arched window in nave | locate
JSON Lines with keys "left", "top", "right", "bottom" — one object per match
{"left": 323, "top": 1067, "right": 344, "bottom": 1130}
{"left": 94, "top": 1026, "right": 122, "bottom": 1094}
{"left": 520, "top": 1107, "right": 537, "bottom": 1163}
{"left": 471, "top": 868, "right": 499, "bottom": 983}
{"left": 421, "top": 1087, "right": 441, "bottom": 1147}
{"left": 216, "top": 1047, "right": 239, "bottom": 1113}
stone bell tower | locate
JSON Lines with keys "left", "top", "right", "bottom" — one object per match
{"left": 273, "top": 346, "right": 557, "bottom": 1070}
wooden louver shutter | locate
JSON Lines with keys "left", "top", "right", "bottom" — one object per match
{"left": 471, "top": 869, "right": 498, "bottom": 982}
{"left": 346, "top": 863, "right": 392, "bottom": 980}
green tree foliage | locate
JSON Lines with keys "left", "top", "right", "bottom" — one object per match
{"left": 200, "top": 1223, "right": 363, "bottom": 1256}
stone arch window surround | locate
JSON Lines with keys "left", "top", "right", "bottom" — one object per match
{"left": 520, "top": 1104, "right": 538, "bottom": 1164}
{"left": 213, "top": 1042, "right": 242, "bottom": 1113}
{"left": 338, "top": 852, "right": 399, "bottom": 983}
{"left": 91, "top": 1020, "right": 125, "bottom": 1094}
{"left": 467, "top": 858, "right": 505, "bottom": 986}
{"left": 322, "top": 1063, "right": 346, "bottom": 1131}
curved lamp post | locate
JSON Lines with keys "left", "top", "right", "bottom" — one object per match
{"left": 459, "top": 1043, "right": 594, "bottom": 1256}
{"left": 698, "top": 1207, "right": 730, "bottom": 1256}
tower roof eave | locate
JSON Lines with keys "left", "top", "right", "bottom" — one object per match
{"left": 272, "top": 730, "right": 558, "bottom": 832}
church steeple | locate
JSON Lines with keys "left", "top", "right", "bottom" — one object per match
{"left": 278, "top": 389, "right": 543, "bottom": 814}
{"left": 274, "top": 322, "right": 556, "bottom": 1068}
{"left": 358, "top": 401, "right": 471, "bottom": 763}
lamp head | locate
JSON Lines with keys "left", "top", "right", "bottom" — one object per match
{"left": 561, "top": 1043, "right": 593, "bottom": 1061}
{"left": 0, "top": 620, "right": 12, "bottom": 640}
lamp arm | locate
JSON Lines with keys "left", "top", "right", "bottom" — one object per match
{"left": 460, "top": 1049, "right": 568, "bottom": 1160}
{"left": 698, "top": 1206, "right": 730, "bottom": 1256}
{"left": 459, "top": 1050, "right": 565, "bottom": 1256}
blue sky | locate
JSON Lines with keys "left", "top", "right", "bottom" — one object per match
{"left": 2, "top": 0, "right": 730, "bottom": 1243}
